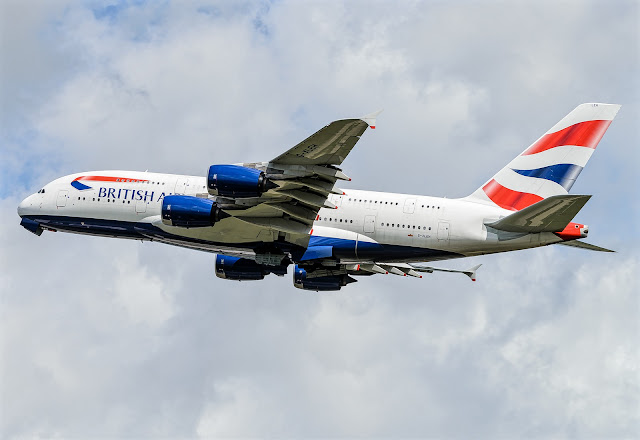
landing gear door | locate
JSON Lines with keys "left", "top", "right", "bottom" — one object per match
{"left": 56, "top": 190, "right": 68, "bottom": 208}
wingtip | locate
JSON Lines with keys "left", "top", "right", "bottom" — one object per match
{"left": 361, "top": 109, "right": 383, "bottom": 129}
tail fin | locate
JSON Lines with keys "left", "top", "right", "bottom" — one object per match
{"left": 467, "top": 103, "right": 620, "bottom": 211}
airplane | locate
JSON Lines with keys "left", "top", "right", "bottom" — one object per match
{"left": 17, "top": 103, "right": 620, "bottom": 291}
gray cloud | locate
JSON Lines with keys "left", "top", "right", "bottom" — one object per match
{"left": 1, "top": 1, "right": 639, "bottom": 438}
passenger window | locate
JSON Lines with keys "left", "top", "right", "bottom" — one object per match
{"left": 418, "top": 226, "right": 421, "bottom": 230}
{"left": 350, "top": 220, "right": 353, "bottom": 223}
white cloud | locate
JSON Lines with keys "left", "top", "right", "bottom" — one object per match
{"left": 1, "top": 0, "right": 639, "bottom": 438}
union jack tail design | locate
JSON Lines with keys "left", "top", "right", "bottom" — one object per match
{"left": 467, "top": 103, "right": 621, "bottom": 211}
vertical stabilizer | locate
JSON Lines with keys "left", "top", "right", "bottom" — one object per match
{"left": 466, "top": 103, "right": 620, "bottom": 211}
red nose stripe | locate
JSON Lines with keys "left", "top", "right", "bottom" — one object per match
{"left": 73, "top": 176, "right": 149, "bottom": 183}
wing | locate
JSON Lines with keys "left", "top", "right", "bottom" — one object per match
{"left": 352, "top": 262, "right": 481, "bottom": 281}
{"left": 212, "top": 111, "right": 382, "bottom": 253}
{"left": 298, "top": 261, "right": 482, "bottom": 287}
{"left": 271, "top": 110, "right": 381, "bottom": 165}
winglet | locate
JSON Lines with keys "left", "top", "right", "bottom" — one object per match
{"left": 463, "top": 264, "right": 482, "bottom": 282}
{"left": 361, "top": 109, "right": 383, "bottom": 129}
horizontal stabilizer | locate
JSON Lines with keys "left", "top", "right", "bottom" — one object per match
{"left": 558, "top": 240, "right": 614, "bottom": 252}
{"left": 486, "top": 194, "right": 591, "bottom": 233}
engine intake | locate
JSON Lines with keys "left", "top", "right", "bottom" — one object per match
{"left": 161, "top": 195, "right": 225, "bottom": 228}
{"left": 215, "top": 255, "right": 288, "bottom": 281}
{"left": 207, "top": 165, "right": 274, "bottom": 198}
{"left": 293, "top": 264, "right": 357, "bottom": 291}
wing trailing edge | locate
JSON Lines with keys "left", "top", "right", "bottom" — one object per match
{"left": 558, "top": 240, "right": 615, "bottom": 252}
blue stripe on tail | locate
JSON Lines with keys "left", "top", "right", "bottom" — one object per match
{"left": 511, "top": 163, "right": 583, "bottom": 191}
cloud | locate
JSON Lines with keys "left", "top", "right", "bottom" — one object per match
{"left": 1, "top": 0, "right": 639, "bottom": 438}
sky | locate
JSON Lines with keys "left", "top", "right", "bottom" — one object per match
{"left": 1, "top": 0, "right": 639, "bottom": 438}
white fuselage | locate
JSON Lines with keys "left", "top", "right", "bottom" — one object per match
{"left": 17, "top": 170, "right": 565, "bottom": 262}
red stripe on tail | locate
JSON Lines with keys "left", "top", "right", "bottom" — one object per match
{"left": 483, "top": 179, "right": 543, "bottom": 211}
{"left": 522, "top": 119, "right": 611, "bottom": 156}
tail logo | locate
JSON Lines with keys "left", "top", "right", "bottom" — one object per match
{"left": 477, "top": 103, "right": 620, "bottom": 211}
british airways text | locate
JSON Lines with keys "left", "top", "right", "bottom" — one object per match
{"left": 98, "top": 187, "right": 165, "bottom": 201}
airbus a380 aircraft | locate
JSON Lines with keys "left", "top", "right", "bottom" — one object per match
{"left": 18, "top": 103, "right": 619, "bottom": 291}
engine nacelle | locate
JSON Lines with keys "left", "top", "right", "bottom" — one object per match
{"left": 161, "top": 195, "right": 224, "bottom": 228}
{"left": 207, "top": 165, "right": 272, "bottom": 198}
{"left": 293, "top": 264, "right": 357, "bottom": 291}
{"left": 215, "top": 255, "right": 288, "bottom": 281}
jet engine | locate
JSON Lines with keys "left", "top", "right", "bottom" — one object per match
{"left": 207, "top": 165, "right": 275, "bottom": 198}
{"left": 215, "top": 255, "right": 288, "bottom": 281}
{"left": 293, "top": 264, "right": 357, "bottom": 291}
{"left": 161, "top": 195, "right": 225, "bottom": 228}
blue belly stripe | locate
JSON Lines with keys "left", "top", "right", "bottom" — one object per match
{"left": 21, "top": 215, "right": 463, "bottom": 263}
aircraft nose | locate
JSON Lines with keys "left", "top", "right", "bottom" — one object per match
{"left": 17, "top": 194, "right": 35, "bottom": 217}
